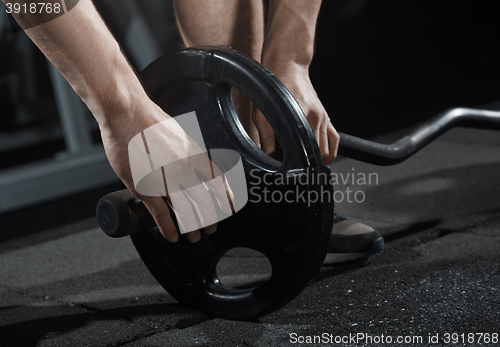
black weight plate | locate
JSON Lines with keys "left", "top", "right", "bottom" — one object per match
{"left": 130, "top": 46, "right": 333, "bottom": 320}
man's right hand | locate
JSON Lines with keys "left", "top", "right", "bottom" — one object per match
{"left": 98, "top": 98, "right": 233, "bottom": 243}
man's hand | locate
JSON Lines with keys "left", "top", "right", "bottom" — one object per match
{"left": 99, "top": 98, "right": 233, "bottom": 243}
{"left": 241, "top": 0, "right": 339, "bottom": 166}
{"left": 252, "top": 61, "right": 339, "bottom": 166}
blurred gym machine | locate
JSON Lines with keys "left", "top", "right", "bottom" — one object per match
{"left": 0, "top": 0, "right": 165, "bottom": 213}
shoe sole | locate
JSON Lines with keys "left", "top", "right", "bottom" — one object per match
{"left": 322, "top": 237, "right": 385, "bottom": 266}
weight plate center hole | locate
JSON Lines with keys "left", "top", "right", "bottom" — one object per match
{"left": 216, "top": 247, "right": 272, "bottom": 289}
{"left": 230, "top": 87, "right": 282, "bottom": 161}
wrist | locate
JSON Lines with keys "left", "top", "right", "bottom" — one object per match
{"left": 261, "top": 39, "right": 314, "bottom": 69}
{"left": 79, "top": 56, "right": 150, "bottom": 130}
{"left": 261, "top": 56, "right": 310, "bottom": 83}
{"left": 262, "top": 0, "right": 320, "bottom": 68}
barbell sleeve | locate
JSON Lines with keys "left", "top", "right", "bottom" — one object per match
{"left": 96, "top": 189, "right": 155, "bottom": 238}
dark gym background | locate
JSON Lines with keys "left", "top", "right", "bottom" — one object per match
{"left": 1, "top": 0, "right": 500, "bottom": 240}
{"left": 312, "top": 0, "right": 500, "bottom": 137}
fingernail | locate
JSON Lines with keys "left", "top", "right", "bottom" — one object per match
{"left": 205, "top": 225, "right": 217, "bottom": 234}
{"left": 188, "top": 232, "right": 201, "bottom": 243}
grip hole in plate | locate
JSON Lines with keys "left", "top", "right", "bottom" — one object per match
{"left": 230, "top": 87, "right": 283, "bottom": 162}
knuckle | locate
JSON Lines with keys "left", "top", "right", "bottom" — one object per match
{"left": 331, "top": 134, "right": 340, "bottom": 145}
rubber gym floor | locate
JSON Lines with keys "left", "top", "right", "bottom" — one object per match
{"left": 1, "top": 126, "right": 499, "bottom": 346}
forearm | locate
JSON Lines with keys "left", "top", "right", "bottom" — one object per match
{"left": 4, "top": 0, "right": 148, "bottom": 128}
{"left": 263, "top": 0, "right": 322, "bottom": 67}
